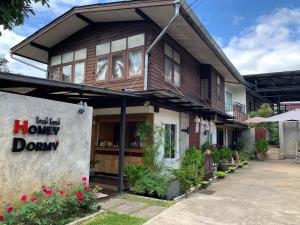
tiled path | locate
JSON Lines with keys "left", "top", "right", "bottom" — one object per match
{"left": 101, "top": 194, "right": 172, "bottom": 220}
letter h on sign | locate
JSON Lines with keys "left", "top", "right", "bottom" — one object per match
{"left": 14, "top": 120, "right": 29, "bottom": 135}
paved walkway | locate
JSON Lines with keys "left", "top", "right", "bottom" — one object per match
{"left": 101, "top": 194, "right": 172, "bottom": 220}
{"left": 145, "top": 161, "right": 300, "bottom": 225}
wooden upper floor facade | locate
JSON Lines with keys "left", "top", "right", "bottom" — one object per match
{"left": 11, "top": 0, "right": 244, "bottom": 114}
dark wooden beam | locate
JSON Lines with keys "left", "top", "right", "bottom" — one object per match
{"left": 75, "top": 13, "right": 95, "bottom": 25}
{"left": 30, "top": 42, "right": 49, "bottom": 52}
{"left": 118, "top": 97, "right": 126, "bottom": 193}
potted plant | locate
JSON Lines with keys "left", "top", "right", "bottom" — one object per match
{"left": 255, "top": 139, "right": 269, "bottom": 160}
{"left": 201, "top": 180, "right": 209, "bottom": 189}
{"left": 228, "top": 166, "right": 236, "bottom": 173}
{"left": 216, "top": 171, "right": 226, "bottom": 179}
{"left": 90, "top": 159, "right": 100, "bottom": 176}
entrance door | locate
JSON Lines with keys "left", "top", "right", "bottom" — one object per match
{"left": 217, "top": 128, "right": 224, "bottom": 146}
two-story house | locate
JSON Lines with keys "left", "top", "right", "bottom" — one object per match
{"left": 10, "top": 0, "right": 249, "bottom": 189}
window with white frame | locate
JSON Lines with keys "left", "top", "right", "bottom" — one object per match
{"left": 164, "top": 124, "right": 176, "bottom": 158}
{"left": 95, "top": 33, "right": 145, "bottom": 81}
{"left": 50, "top": 48, "right": 87, "bottom": 84}
{"left": 164, "top": 44, "right": 180, "bottom": 86}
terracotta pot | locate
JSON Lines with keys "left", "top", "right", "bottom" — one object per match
{"left": 257, "top": 152, "right": 265, "bottom": 161}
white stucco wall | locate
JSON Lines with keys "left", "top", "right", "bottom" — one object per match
{"left": 0, "top": 91, "right": 93, "bottom": 204}
{"left": 280, "top": 121, "right": 300, "bottom": 158}
{"left": 225, "top": 83, "right": 247, "bottom": 106}
{"left": 154, "top": 108, "right": 180, "bottom": 169}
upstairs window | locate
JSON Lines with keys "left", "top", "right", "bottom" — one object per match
{"left": 96, "top": 33, "right": 145, "bottom": 82}
{"left": 164, "top": 44, "right": 180, "bottom": 86}
{"left": 217, "top": 74, "right": 221, "bottom": 101}
{"left": 49, "top": 48, "right": 87, "bottom": 84}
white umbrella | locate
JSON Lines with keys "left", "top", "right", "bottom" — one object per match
{"left": 265, "top": 109, "right": 300, "bottom": 122}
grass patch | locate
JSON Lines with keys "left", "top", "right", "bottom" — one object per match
{"left": 119, "top": 194, "right": 174, "bottom": 207}
{"left": 84, "top": 212, "right": 146, "bottom": 225}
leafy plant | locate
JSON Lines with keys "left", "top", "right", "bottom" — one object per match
{"left": 136, "top": 123, "right": 169, "bottom": 171}
{"left": 134, "top": 171, "right": 170, "bottom": 197}
{"left": 235, "top": 140, "right": 245, "bottom": 152}
{"left": 219, "top": 146, "right": 232, "bottom": 162}
{"left": 255, "top": 139, "right": 269, "bottom": 156}
{"left": 201, "top": 141, "right": 213, "bottom": 152}
{"left": 173, "top": 147, "right": 205, "bottom": 192}
{"left": 228, "top": 166, "right": 236, "bottom": 173}
{"left": 216, "top": 171, "right": 226, "bottom": 179}
{"left": 211, "top": 149, "right": 221, "bottom": 164}
{"left": 125, "top": 165, "right": 149, "bottom": 187}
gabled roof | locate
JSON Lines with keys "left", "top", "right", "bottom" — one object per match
{"left": 11, "top": 0, "right": 244, "bottom": 83}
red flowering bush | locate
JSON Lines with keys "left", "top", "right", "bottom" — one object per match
{"left": 0, "top": 177, "right": 98, "bottom": 225}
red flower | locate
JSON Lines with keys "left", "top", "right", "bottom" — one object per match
{"left": 6, "top": 207, "right": 13, "bottom": 214}
{"left": 45, "top": 190, "right": 53, "bottom": 196}
{"left": 21, "top": 195, "right": 27, "bottom": 201}
{"left": 31, "top": 198, "right": 37, "bottom": 202}
{"left": 0, "top": 215, "right": 3, "bottom": 222}
{"left": 84, "top": 186, "right": 91, "bottom": 192}
{"left": 59, "top": 190, "right": 64, "bottom": 196}
{"left": 76, "top": 192, "right": 84, "bottom": 202}
{"left": 82, "top": 177, "right": 88, "bottom": 184}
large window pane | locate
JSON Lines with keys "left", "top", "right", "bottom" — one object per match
{"left": 96, "top": 42, "right": 110, "bottom": 56}
{"left": 174, "top": 64, "right": 180, "bottom": 86}
{"left": 128, "top": 50, "right": 142, "bottom": 76}
{"left": 173, "top": 51, "right": 180, "bottom": 64}
{"left": 112, "top": 54, "right": 125, "bottom": 79}
{"left": 62, "top": 52, "right": 73, "bottom": 64}
{"left": 164, "top": 57, "right": 173, "bottom": 83}
{"left": 50, "top": 66, "right": 60, "bottom": 80}
{"left": 74, "top": 62, "right": 85, "bottom": 84}
{"left": 62, "top": 65, "right": 72, "bottom": 82}
{"left": 51, "top": 55, "right": 61, "bottom": 66}
{"left": 164, "top": 124, "right": 176, "bottom": 158}
{"left": 164, "top": 44, "right": 173, "bottom": 58}
{"left": 111, "top": 38, "right": 126, "bottom": 52}
{"left": 96, "top": 57, "right": 109, "bottom": 81}
{"left": 128, "top": 34, "right": 145, "bottom": 49}
{"left": 74, "top": 49, "right": 87, "bottom": 61}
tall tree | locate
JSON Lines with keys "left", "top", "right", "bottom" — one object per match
{"left": 0, "top": 58, "right": 9, "bottom": 72}
{"left": 0, "top": 0, "right": 49, "bottom": 35}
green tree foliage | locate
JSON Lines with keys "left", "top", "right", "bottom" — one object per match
{"left": 249, "top": 103, "right": 273, "bottom": 118}
{"left": 0, "top": 0, "right": 49, "bottom": 35}
{"left": 0, "top": 58, "right": 9, "bottom": 72}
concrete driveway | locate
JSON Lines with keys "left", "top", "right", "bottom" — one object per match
{"left": 145, "top": 161, "right": 300, "bottom": 225}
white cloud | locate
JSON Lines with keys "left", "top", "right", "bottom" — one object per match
{"left": 223, "top": 7, "right": 300, "bottom": 74}
{"left": 0, "top": 26, "right": 47, "bottom": 78}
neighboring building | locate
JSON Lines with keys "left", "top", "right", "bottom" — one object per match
{"left": 7, "top": 0, "right": 272, "bottom": 189}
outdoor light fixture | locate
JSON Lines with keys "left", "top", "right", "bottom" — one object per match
{"left": 194, "top": 115, "right": 201, "bottom": 133}
{"left": 78, "top": 101, "right": 87, "bottom": 114}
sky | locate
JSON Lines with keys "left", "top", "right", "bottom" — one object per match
{"left": 1, "top": 0, "right": 300, "bottom": 78}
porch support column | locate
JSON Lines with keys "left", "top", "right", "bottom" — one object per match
{"left": 118, "top": 97, "right": 126, "bottom": 193}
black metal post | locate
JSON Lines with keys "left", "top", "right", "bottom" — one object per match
{"left": 118, "top": 97, "right": 126, "bottom": 193}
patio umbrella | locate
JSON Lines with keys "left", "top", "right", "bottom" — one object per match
{"left": 265, "top": 109, "right": 300, "bottom": 122}
{"left": 244, "top": 116, "right": 268, "bottom": 124}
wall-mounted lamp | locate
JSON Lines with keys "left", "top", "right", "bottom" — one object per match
{"left": 181, "top": 127, "right": 189, "bottom": 134}
{"left": 194, "top": 115, "right": 201, "bottom": 133}
{"left": 78, "top": 101, "right": 87, "bottom": 114}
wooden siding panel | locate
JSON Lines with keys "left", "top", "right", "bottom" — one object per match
{"left": 189, "top": 114, "right": 200, "bottom": 148}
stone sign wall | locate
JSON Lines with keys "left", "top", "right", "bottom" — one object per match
{"left": 0, "top": 91, "right": 93, "bottom": 204}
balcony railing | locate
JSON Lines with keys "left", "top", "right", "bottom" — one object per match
{"left": 225, "top": 102, "right": 248, "bottom": 122}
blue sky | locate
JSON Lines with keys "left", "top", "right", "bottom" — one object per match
{"left": 1, "top": 0, "right": 300, "bottom": 77}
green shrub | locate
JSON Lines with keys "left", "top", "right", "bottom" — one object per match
{"left": 0, "top": 177, "right": 97, "bottom": 225}
{"left": 201, "top": 141, "right": 213, "bottom": 152}
{"left": 216, "top": 171, "right": 226, "bottom": 178}
{"left": 228, "top": 166, "right": 236, "bottom": 172}
{"left": 173, "top": 147, "right": 205, "bottom": 192}
{"left": 211, "top": 149, "right": 221, "bottom": 164}
{"left": 239, "top": 150, "right": 252, "bottom": 161}
{"left": 219, "top": 146, "right": 232, "bottom": 161}
{"left": 125, "top": 165, "right": 149, "bottom": 187}
{"left": 134, "top": 171, "right": 170, "bottom": 197}
{"left": 201, "top": 181, "right": 209, "bottom": 185}
{"left": 255, "top": 139, "right": 269, "bottom": 156}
